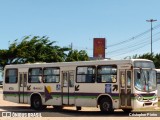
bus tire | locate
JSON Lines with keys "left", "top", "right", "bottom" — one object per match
{"left": 100, "top": 98, "right": 113, "bottom": 113}
{"left": 31, "top": 95, "right": 44, "bottom": 110}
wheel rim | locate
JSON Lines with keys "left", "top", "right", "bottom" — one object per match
{"left": 103, "top": 102, "right": 110, "bottom": 111}
{"left": 34, "top": 99, "right": 40, "bottom": 108}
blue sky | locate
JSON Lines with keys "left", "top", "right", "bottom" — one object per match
{"left": 0, "top": 0, "right": 160, "bottom": 61}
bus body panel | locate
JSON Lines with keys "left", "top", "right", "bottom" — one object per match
{"left": 3, "top": 84, "right": 19, "bottom": 103}
{"left": 3, "top": 59, "right": 158, "bottom": 111}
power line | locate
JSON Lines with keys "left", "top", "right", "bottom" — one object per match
{"left": 109, "top": 37, "right": 160, "bottom": 58}
{"left": 107, "top": 24, "right": 160, "bottom": 48}
{"left": 72, "top": 24, "right": 160, "bottom": 59}
{"left": 74, "top": 25, "right": 160, "bottom": 52}
{"left": 107, "top": 31, "right": 160, "bottom": 54}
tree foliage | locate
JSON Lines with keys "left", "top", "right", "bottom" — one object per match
{"left": 0, "top": 36, "right": 89, "bottom": 70}
{"left": 132, "top": 53, "right": 160, "bottom": 68}
{"left": 65, "top": 50, "right": 89, "bottom": 62}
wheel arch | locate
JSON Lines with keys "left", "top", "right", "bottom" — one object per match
{"left": 29, "top": 92, "right": 43, "bottom": 104}
{"left": 97, "top": 94, "right": 113, "bottom": 107}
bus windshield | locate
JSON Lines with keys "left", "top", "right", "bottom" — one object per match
{"left": 134, "top": 69, "right": 156, "bottom": 92}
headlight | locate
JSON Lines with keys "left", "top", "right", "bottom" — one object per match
{"left": 135, "top": 94, "right": 143, "bottom": 102}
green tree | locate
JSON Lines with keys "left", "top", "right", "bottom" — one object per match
{"left": 0, "top": 36, "right": 71, "bottom": 70}
{"left": 132, "top": 53, "right": 160, "bottom": 68}
{"left": 65, "top": 50, "right": 89, "bottom": 62}
{"left": 154, "top": 53, "right": 160, "bottom": 68}
{"left": 138, "top": 53, "right": 154, "bottom": 61}
{"left": 0, "top": 36, "right": 90, "bottom": 70}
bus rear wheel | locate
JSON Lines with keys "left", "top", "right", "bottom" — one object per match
{"left": 100, "top": 98, "right": 114, "bottom": 113}
{"left": 31, "top": 95, "right": 46, "bottom": 110}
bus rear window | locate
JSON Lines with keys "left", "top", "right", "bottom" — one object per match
{"left": 5, "top": 69, "right": 18, "bottom": 83}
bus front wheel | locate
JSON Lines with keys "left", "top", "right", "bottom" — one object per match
{"left": 100, "top": 98, "right": 113, "bottom": 113}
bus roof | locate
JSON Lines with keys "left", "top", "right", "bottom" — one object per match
{"left": 4, "top": 59, "right": 153, "bottom": 69}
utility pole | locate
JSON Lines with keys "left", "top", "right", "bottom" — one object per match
{"left": 146, "top": 19, "right": 157, "bottom": 55}
{"left": 8, "top": 41, "right": 10, "bottom": 48}
{"left": 70, "top": 43, "right": 73, "bottom": 50}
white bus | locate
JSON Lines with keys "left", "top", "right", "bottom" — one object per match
{"left": 156, "top": 69, "right": 160, "bottom": 99}
{"left": 3, "top": 59, "right": 158, "bottom": 112}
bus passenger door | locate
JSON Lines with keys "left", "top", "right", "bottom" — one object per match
{"left": 62, "top": 71, "right": 75, "bottom": 105}
{"left": 19, "top": 72, "right": 28, "bottom": 103}
{"left": 119, "top": 70, "right": 132, "bottom": 108}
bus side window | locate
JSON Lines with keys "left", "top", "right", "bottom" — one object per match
{"left": 28, "top": 76, "right": 31, "bottom": 83}
{"left": 97, "top": 65, "right": 117, "bottom": 83}
{"left": 5, "top": 69, "right": 18, "bottom": 83}
{"left": 38, "top": 76, "right": 42, "bottom": 83}
{"left": 76, "top": 66, "right": 96, "bottom": 83}
{"left": 86, "top": 74, "right": 95, "bottom": 83}
{"left": 111, "top": 75, "right": 116, "bottom": 82}
{"left": 43, "top": 67, "right": 60, "bottom": 83}
{"left": 28, "top": 68, "right": 42, "bottom": 83}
